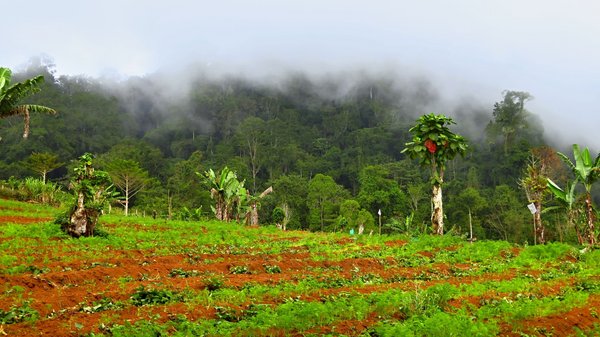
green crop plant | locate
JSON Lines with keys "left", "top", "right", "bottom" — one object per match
{"left": 0, "top": 301, "right": 39, "bottom": 324}
{"left": 79, "top": 297, "right": 125, "bottom": 313}
{"left": 229, "top": 265, "right": 251, "bottom": 274}
{"left": 169, "top": 268, "right": 200, "bottom": 278}
{"left": 130, "top": 286, "right": 184, "bottom": 306}
{"left": 202, "top": 274, "right": 226, "bottom": 291}
{"left": 263, "top": 264, "right": 281, "bottom": 274}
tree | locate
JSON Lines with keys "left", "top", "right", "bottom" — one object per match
{"left": 486, "top": 90, "right": 532, "bottom": 155}
{"left": 357, "top": 165, "right": 407, "bottom": 223}
{"left": 485, "top": 185, "right": 529, "bottom": 242}
{"left": 105, "top": 159, "right": 150, "bottom": 216}
{"left": 235, "top": 117, "right": 267, "bottom": 193}
{"left": 337, "top": 199, "right": 361, "bottom": 232}
{"left": 519, "top": 153, "right": 550, "bottom": 244}
{"left": 200, "top": 167, "right": 245, "bottom": 222}
{"left": 356, "top": 209, "right": 375, "bottom": 235}
{"left": 547, "top": 179, "right": 582, "bottom": 244}
{"left": 246, "top": 186, "right": 273, "bottom": 226}
{"left": 453, "top": 187, "right": 486, "bottom": 242}
{"left": 556, "top": 144, "right": 600, "bottom": 245}
{"left": 24, "top": 152, "right": 62, "bottom": 183}
{"left": 307, "top": 174, "right": 349, "bottom": 232}
{"left": 0, "top": 67, "right": 56, "bottom": 138}
{"left": 272, "top": 206, "right": 286, "bottom": 229}
{"left": 58, "top": 153, "right": 114, "bottom": 237}
{"left": 402, "top": 113, "right": 468, "bottom": 235}
{"left": 267, "top": 174, "right": 309, "bottom": 230}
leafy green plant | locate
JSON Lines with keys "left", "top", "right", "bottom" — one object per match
{"left": 79, "top": 297, "right": 124, "bottom": 313}
{"left": 229, "top": 265, "right": 251, "bottom": 274}
{"left": 130, "top": 286, "right": 183, "bottom": 306}
{"left": 203, "top": 274, "right": 226, "bottom": 291}
{"left": 169, "top": 268, "right": 200, "bottom": 278}
{"left": 263, "top": 264, "right": 281, "bottom": 274}
{"left": 0, "top": 301, "right": 39, "bottom": 324}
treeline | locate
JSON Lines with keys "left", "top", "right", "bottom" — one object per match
{"left": 0, "top": 63, "right": 596, "bottom": 244}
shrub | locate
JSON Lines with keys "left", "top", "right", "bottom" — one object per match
{"left": 130, "top": 286, "right": 182, "bottom": 306}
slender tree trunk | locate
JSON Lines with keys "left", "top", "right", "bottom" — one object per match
{"left": 431, "top": 183, "right": 444, "bottom": 235}
{"left": 534, "top": 201, "right": 544, "bottom": 244}
{"left": 250, "top": 201, "right": 259, "bottom": 226}
{"left": 124, "top": 180, "right": 129, "bottom": 216}
{"left": 585, "top": 193, "right": 596, "bottom": 245}
{"left": 468, "top": 207, "right": 473, "bottom": 243}
{"left": 23, "top": 109, "right": 30, "bottom": 139}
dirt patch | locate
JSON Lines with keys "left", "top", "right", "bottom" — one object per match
{"left": 0, "top": 215, "right": 52, "bottom": 224}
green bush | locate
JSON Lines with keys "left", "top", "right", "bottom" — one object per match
{"left": 130, "top": 286, "right": 183, "bottom": 306}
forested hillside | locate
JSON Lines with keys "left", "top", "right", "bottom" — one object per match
{"left": 0, "top": 63, "right": 595, "bottom": 244}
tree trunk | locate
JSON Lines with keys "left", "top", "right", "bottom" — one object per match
{"left": 431, "top": 183, "right": 444, "bottom": 235}
{"left": 124, "top": 180, "right": 129, "bottom": 216}
{"left": 64, "top": 191, "right": 97, "bottom": 237}
{"left": 468, "top": 207, "right": 473, "bottom": 243}
{"left": 585, "top": 193, "right": 596, "bottom": 245}
{"left": 250, "top": 201, "right": 259, "bottom": 226}
{"left": 23, "top": 109, "right": 30, "bottom": 139}
{"left": 534, "top": 201, "right": 545, "bottom": 244}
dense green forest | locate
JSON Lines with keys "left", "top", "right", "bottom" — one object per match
{"left": 1, "top": 63, "right": 598, "bottom": 245}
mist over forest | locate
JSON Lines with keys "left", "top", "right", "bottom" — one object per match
{"left": 1, "top": 61, "right": 595, "bottom": 244}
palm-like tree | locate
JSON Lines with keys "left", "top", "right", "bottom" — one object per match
{"left": 557, "top": 144, "right": 600, "bottom": 245}
{"left": 402, "top": 113, "right": 468, "bottom": 235}
{"left": 200, "top": 167, "right": 245, "bottom": 221}
{"left": 0, "top": 67, "right": 56, "bottom": 138}
{"left": 547, "top": 179, "right": 583, "bottom": 244}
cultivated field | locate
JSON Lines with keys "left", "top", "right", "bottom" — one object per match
{"left": 1, "top": 199, "right": 599, "bottom": 336}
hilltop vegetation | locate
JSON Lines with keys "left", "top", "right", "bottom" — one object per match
{"left": 0, "top": 63, "right": 599, "bottom": 245}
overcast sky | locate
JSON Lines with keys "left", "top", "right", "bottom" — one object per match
{"left": 4, "top": 1, "right": 600, "bottom": 149}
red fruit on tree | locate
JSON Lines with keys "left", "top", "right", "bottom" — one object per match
{"left": 424, "top": 139, "right": 437, "bottom": 153}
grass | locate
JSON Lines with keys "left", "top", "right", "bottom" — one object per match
{"left": 1, "top": 198, "right": 600, "bottom": 336}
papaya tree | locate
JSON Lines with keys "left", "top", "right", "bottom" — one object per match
{"left": 59, "top": 153, "right": 114, "bottom": 237}
{"left": 402, "top": 113, "right": 468, "bottom": 235}
{"left": 0, "top": 67, "right": 56, "bottom": 138}
{"left": 556, "top": 144, "right": 600, "bottom": 245}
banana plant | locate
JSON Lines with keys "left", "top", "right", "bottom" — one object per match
{"left": 199, "top": 167, "right": 246, "bottom": 222}
{"left": 556, "top": 144, "right": 600, "bottom": 245}
{"left": 547, "top": 179, "right": 583, "bottom": 244}
{"left": 0, "top": 67, "right": 56, "bottom": 138}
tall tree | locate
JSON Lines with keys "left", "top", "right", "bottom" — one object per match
{"left": 105, "top": 159, "right": 150, "bottom": 216}
{"left": 0, "top": 67, "right": 56, "bottom": 138}
{"left": 24, "top": 152, "right": 63, "bottom": 183}
{"left": 453, "top": 187, "right": 486, "bottom": 242}
{"left": 307, "top": 174, "right": 348, "bottom": 231}
{"left": 486, "top": 90, "right": 532, "bottom": 155}
{"left": 557, "top": 144, "right": 600, "bottom": 245}
{"left": 235, "top": 117, "right": 266, "bottom": 192}
{"left": 519, "top": 153, "right": 550, "bottom": 244}
{"left": 402, "top": 113, "right": 468, "bottom": 235}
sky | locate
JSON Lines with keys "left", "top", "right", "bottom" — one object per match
{"left": 4, "top": 0, "right": 600, "bottom": 149}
